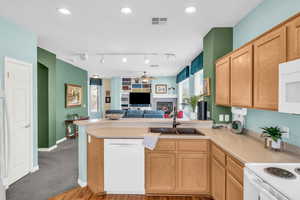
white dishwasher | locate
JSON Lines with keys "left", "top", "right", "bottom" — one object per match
{"left": 104, "top": 139, "right": 145, "bottom": 194}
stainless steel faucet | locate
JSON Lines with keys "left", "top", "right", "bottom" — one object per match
{"left": 172, "top": 106, "right": 181, "bottom": 128}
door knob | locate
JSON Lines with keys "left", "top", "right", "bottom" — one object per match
{"left": 24, "top": 124, "right": 31, "bottom": 128}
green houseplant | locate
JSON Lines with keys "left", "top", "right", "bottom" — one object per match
{"left": 183, "top": 95, "right": 203, "bottom": 120}
{"left": 261, "top": 126, "right": 284, "bottom": 149}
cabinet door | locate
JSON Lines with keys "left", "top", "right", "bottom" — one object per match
{"left": 176, "top": 153, "right": 209, "bottom": 194}
{"left": 226, "top": 173, "right": 243, "bottom": 200}
{"left": 145, "top": 153, "right": 176, "bottom": 193}
{"left": 216, "top": 56, "right": 231, "bottom": 106}
{"left": 231, "top": 44, "right": 253, "bottom": 107}
{"left": 87, "top": 136, "right": 104, "bottom": 194}
{"left": 211, "top": 158, "right": 226, "bottom": 200}
{"left": 253, "top": 27, "right": 286, "bottom": 110}
{"left": 287, "top": 15, "right": 300, "bottom": 61}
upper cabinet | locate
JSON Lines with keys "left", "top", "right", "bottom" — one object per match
{"left": 230, "top": 44, "right": 253, "bottom": 108}
{"left": 215, "top": 56, "right": 231, "bottom": 106}
{"left": 287, "top": 15, "right": 300, "bottom": 61}
{"left": 253, "top": 27, "right": 286, "bottom": 110}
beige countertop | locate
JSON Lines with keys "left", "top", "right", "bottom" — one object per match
{"left": 86, "top": 123, "right": 300, "bottom": 164}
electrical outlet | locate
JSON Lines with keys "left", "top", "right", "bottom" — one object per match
{"left": 281, "top": 126, "right": 290, "bottom": 139}
{"left": 225, "top": 114, "right": 230, "bottom": 122}
{"left": 219, "top": 114, "right": 224, "bottom": 122}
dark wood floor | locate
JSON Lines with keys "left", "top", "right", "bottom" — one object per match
{"left": 49, "top": 187, "right": 212, "bottom": 200}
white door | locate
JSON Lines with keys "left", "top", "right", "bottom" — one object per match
{"left": 5, "top": 57, "right": 32, "bottom": 185}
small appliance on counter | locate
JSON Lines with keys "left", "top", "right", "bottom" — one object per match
{"left": 244, "top": 163, "right": 300, "bottom": 200}
{"left": 197, "top": 101, "right": 208, "bottom": 120}
{"left": 230, "top": 107, "right": 247, "bottom": 134}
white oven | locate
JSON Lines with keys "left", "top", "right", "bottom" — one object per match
{"left": 279, "top": 59, "right": 300, "bottom": 114}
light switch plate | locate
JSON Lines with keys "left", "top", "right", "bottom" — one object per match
{"left": 219, "top": 114, "right": 224, "bottom": 122}
{"left": 281, "top": 126, "right": 290, "bottom": 139}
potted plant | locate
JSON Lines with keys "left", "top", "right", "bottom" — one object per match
{"left": 261, "top": 126, "right": 285, "bottom": 150}
{"left": 183, "top": 95, "right": 203, "bottom": 120}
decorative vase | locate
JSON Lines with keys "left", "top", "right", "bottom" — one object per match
{"left": 271, "top": 139, "right": 282, "bottom": 150}
{"left": 190, "top": 112, "right": 197, "bottom": 120}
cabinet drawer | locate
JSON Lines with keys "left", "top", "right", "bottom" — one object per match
{"left": 154, "top": 140, "right": 176, "bottom": 152}
{"left": 212, "top": 144, "right": 226, "bottom": 166}
{"left": 227, "top": 156, "right": 244, "bottom": 184}
{"left": 177, "top": 140, "right": 208, "bottom": 152}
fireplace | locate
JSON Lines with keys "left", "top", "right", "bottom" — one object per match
{"left": 157, "top": 102, "right": 173, "bottom": 114}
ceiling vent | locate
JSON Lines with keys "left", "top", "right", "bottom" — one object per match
{"left": 149, "top": 64, "right": 159, "bottom": 68}
{"left": 152, "top": 18, "right": 168, "bottom": 25}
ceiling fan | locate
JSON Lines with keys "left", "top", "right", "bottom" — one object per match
{"left": 136, "top": 71, "right": 156, "bottom": 83}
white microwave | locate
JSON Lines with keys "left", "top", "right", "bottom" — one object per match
{"left": 279, "top": 59, "right": 300, "bottom": 114}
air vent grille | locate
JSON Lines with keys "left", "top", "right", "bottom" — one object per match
{"left": 152, "top": 18, "right": 168, "bottom": 25}
{"left": 150, "top": 64, "right": 159, "bottom": 68}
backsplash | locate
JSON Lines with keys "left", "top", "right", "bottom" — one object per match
{"left": 233, "top": 0, "right": 300, "bottom": 147}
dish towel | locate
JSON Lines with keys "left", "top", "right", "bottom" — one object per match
{"left": 143, "top": 133, "right": 160, "bottom": 150}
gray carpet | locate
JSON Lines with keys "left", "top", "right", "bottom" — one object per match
{"left": 7, "top": 139, "right": 79, "bottom": 200}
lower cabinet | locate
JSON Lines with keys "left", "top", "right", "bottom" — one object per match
{"left": 176, "top": 153, "right": 209, "bottom": 193}
{"left": 87, "top": 136, "right": 104, "bottom": 194}
{"left": 226, "top": 173, "right": 243, "bottom": 200}
{"left": 211, "top": 158, "right": 226, "bottom": 200}
{"left": 145, "top": 139, "right": 209, "bottom": 195}
{"left": 211, "top": 143, "right": 245, "bottom": 200}
{"left": 145, "top": 152, "right": 176, "bottom": 193}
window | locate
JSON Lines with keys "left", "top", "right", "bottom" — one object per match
{"left": 178, "top": 78, "right": 190, "bottom": 110}
{"left": 90, "top": 85, "right": 100, "bottom": 113}
{"left": 194, "top": 70, "right": 204, "bottom": 96}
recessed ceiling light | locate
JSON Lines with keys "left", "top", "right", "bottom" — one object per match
{"left": 144, "top": 57, "right": 150, "bottom": 64}
{"left": 121, "top": 7, "right": 132, "bottom": 15}
{"left": 122, "top": 57, "right": 127, "bottom": 63}
{"left": 185, "top": 6, "right": 197, "bottom": 14}
{"left": 58, "top": 8, "right": 72, "bottom": 15}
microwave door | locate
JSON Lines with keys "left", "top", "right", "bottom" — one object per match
{"left": 279, "top": 62, "right": 300, "bottom": 114}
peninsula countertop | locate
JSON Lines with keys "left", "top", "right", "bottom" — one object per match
{"left": 76, "top": 118, "right": 300, "bottom": 164}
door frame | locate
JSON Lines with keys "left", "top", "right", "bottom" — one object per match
{"left": 3, "top": 57, "right": 34, "bottom": 186}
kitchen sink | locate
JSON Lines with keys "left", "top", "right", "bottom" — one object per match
{"left": 149, "top": 127, "right": 205, "bottom": 136}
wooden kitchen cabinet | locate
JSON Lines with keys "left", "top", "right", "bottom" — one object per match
{"left": 211, "top": 158, "right": 226, "bottom": 200}
{"left": 287, "top": 15, "right": 300, "bottom": 61}
{"left": 87, "top": 136, "right": 104, "bottom": 195}
{"left": 226, "top": 173, "right": 243, "bottom": 200}
{"left": 216, "top": 56, "right": 231, "bottom": 106}
{"left": 176, "top": 153, "right": 209, "bottom": 194}
{"left": 253, "top": 26, "right": 286, "bottom": 110}
{"left": 230, "top": 44, "right": 253, "bottom": 108}
{"left": 145, "top": 139, "right": 209, "bottom": 195}
{"left": 145, "top": 152, "right": 176, "bottom": 193}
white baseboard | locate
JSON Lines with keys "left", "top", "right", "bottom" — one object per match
{"left": 56, "top": 137, "right": 67, "bottom": 144}
{"left": 30, "top": 165, "right": 39, "bottom": 173}
{"left": 38, "top": 145, "right": 57, "bottom": 152}
{"left": 77, "top": 179, "right": 87, "bottom": 187}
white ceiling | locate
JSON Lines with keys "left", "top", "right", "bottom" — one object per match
{"left": 0, "top": 0, "right": 263, "bottom": 77}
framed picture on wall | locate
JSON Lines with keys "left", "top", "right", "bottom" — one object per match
{"left": 65, "top": 84, "right": 82, "bottom": 107}
{"left": 155, "top": 84, "right": 167, "bottom": 94}
{"left": 203, "top": 78, "right": 211, "bottom": 96}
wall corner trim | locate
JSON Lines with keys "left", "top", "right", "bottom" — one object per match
{"left": 30, "top": 165, "right": 39, "bottom": 173}
{"left": 77, "top": 179, "right": 87, "bottom": 187}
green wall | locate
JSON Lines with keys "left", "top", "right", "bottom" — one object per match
{"left": 37, "top": 64, "right": 49, "bottom": 148}
{"left": 0, "top": 17, "right": 38, "bottom": 167}
{"left": 56, "top": 59, "right": 88, "bottom": 141}
{"left": 37, "top": 47, "right": 56, "bottom": 147}
{"left": 233, "top": 0, "right": 300, "bottom": 147}
{"left": 203, "top": 28, "right": 233, "bottom": 123}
